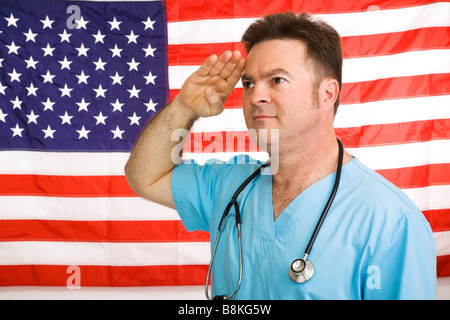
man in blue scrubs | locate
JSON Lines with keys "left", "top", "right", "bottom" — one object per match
{"left": 125, "top": 12, "right": 436, "bottom": 299}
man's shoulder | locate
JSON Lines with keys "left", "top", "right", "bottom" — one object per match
{"left": 342, "top": 158, "right": 432, "bottom": 252}
{"left": 346, "top": 158, "right": 422, "bottom": 216}
{"left": 173, "top": 154, "right": 267, "bottom": 187}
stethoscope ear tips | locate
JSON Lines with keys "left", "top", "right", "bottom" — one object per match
{"left": 289, "top": 257, "right": 314, "bottom": 283}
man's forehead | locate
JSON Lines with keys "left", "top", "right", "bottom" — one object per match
{"left": 242, "top": 68, "right": 292, "bottom": 81}
{"left": 243, "top": 39, "right": 309, "bottom": 78}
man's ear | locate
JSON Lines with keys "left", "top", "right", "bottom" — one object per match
{"left": 318, "top": 78, "right": 339, "bottom": 112}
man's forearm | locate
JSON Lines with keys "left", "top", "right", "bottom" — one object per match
{"left": 124, "top": 50, "right": 244, "bottom": 202}
{"left": 124, "top": 97, "right": 198, "bottom": 197}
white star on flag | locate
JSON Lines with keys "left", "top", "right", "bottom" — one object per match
{"left": 5, "top": 13, "right": 19, "bottom": 27}
{"left": 111, "top": 125, "right": 125, "bottom": 139}
{"left": 42, "top": 125, "right": 56, "bottom": 139}
{"left": 76, "top": 126, "right": 90, "bottom": 139}
{"left": 40, "top": 15, "right": 54, "bottom": 29}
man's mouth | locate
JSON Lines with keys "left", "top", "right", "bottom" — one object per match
{"left": 253, "top": 115, "right": 276, "bottom": 121}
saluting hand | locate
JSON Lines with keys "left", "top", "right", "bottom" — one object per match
{"left": 175, "top": 50, "right": 246, "bottom": 118}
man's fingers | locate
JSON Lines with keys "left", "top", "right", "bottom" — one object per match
{"left": 226, "top": 55, "right": 246, "bottom": 86}
{"left": 196, "top": 54, "right": 219, "bottom": 77}
{"left": 197, "top": 50, "right": 245, "bottom": 82}
{"left": 218, "top": 50, "right": 244, "bottom": 79}
{"left": 208, "top": 50, "right": 233, "bottom": 77}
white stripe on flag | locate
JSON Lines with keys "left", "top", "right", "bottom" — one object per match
{"left": 2, "top": 139, "right": 450, "bottom": 175}
{"left": 189, "top": 95, "right": 450, "bottom": 132}
{"left": 0, "top": 241, "right": 210, "bottom": 266}
{"left": 403, "top": 185, "right": 450, "bottom": 212}
{"left": 168, "top": 49, "right": 450, "bottom": 89}
{"left": 0, "top": 196, "right": 180, "bottom": 221}
{"left": 346, "top": 140, "right": 450, "bottom": 170}
{"left": 0, "top": 151, "right": 129, "bottom": 175}
{"left": 334, "top": 95, "right": 450, "bottom": 128}
{"left": 342, "top": 49, "right": 450, "bottom": 83}
{"left": 433, "top": 231, "right": 450, "bottom": 256}
{"left": 1, "top": 183, "right": 448, "bottom": 222}
{"left": 167, "top": 3, "right": 450, "bottom": 45}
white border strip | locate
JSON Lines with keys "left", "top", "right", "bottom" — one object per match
{"left": 0, "top": 285, "right": 205, "bottom": 300}
{"left": 1, "top": 281, "right": 450, "bottom": 300}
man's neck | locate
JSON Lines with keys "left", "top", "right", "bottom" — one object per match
{"left": 273, "top": 134, "right": 339, "bottom": 182}
{"left": 269, "top": 134, "right": 351, "bottom": 220}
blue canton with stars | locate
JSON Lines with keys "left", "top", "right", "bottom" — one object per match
{"left": 0, "top": 0, "right": 167, "bottom": 151}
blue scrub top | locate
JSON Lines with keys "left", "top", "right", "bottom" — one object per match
{"left": 171, "top": 155, "right": 437, "bottom": 299}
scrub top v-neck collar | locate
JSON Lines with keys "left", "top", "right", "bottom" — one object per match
{"left": 255, "top": 163, "right": 346, "bottom": 244}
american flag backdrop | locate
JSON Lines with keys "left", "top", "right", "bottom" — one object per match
{"left": 0, "top": 0, "right": 449, "bottom": 299}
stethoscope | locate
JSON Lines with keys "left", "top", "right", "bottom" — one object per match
{"left": 205, "top": 138, "right": 344, "bottom": 300}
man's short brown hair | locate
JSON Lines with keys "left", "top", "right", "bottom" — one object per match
{"left": 241, "top": 12, "right": 343, "bottom": 114}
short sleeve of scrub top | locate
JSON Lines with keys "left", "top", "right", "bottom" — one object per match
{"left": 171, "top": 155, "right": 263, "bottom": 233}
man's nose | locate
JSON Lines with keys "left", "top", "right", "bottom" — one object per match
{"left": 250, "top": 83, "right": 271, "bottom": 105}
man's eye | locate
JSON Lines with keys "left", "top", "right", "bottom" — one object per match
{"left": 242, "top": 81, "right": 254, "bottom": 89}
{"left": 273, "top": 77, "right": 286, "bottom": 84}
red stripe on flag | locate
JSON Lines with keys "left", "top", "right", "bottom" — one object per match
{"left": 423, "top": 209, "right": 450, "bottom": 233}
{"left": 337, "top": 119, "right": 450, "bottom": 148}
{"left": 168, "top": 43, "right": 246, "bottom": 66}
{"left": 0, "top": 175, "right": 136, "bottom": 197}
{"left": 376, "top": 164, "right": 450, "bottom": 190}
{"left": 437, "top": 255, "right": 450, "bottom": 277}
{"left": 167, "top": 28, "right": 449, "bottom": 65}
{"left": 0, "top": 220, "right": 209, "bottom": 242}
{"left": 169, "top": 73, "right": 450, "bottom": 107}
{"left": 169, "top": 88, "right": 243, "bottom": 108}
{"left": 341, "top": 27, "right": 450, "bottom": 58}
{"left": 0, "top": 264, "right": 207, "bottom": 286}
{"left": 1, "top": 159, "right": 449, "bottom": 199}
{"left": 183, "top": 120, "right": 450, "bottom": 155}
{"left": 1, "top": 122, "right": 449, "bottom": 197}
{"left": 166, "top": 0, "right": 438, "bottom": 22}
{"left": 341, "top": 74, "right": 450, "bottom": 105}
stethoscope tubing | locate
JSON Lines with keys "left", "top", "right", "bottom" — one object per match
{"left": 205, "top": 163, "right": 268, "bottom": 300}
{"left": 205, "top": 139, "right": 343, "bottom": 299}
{"left": 304, "top": 138, "right": 343, "bottom": 255}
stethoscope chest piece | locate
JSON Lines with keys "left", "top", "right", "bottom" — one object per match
{"left": 289, "top": 255, "right": 314, "bottom": 283}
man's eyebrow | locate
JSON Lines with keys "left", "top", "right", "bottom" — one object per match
{"left": 241, "top": 74, "right": 253, "bottom": 81}
{"left": 241, "top": 68, "right": 292, "bottom": 81}
{"left": 264, "top": 68, "right": 291, "bottom": 79}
